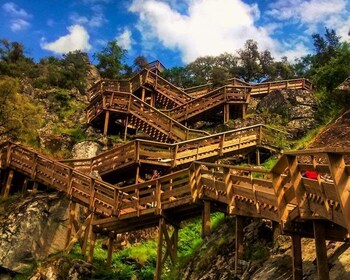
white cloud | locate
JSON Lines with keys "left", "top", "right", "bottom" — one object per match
{"left": 116, "top": 28, "right": 133, "bottom": 50}
{"left": 267, "top": 0, "right": 349, "bottom": 35}
{"left": 129, "top": 0, "right": 277, "bottom": 63}
{"left": 2, "top": 2, "right": 31, "bottom": 32}
{"left": 129, "top": 0, "right": 306, "bottom": 62}
{"left": 268, "top": 0, "right": 346, "bottom": 23}
{"left": 2, "top": 2, "right": 31, "bottom": 18}
{"left": 10, "top": 18, "right": 30, "bottom": 31}
{"left": 70, "top": 5, "right": 107, "bottom": 28}
{"left": 41, "top": 25, "right": 91, "bottom": 54}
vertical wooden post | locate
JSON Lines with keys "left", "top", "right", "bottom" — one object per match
{"left": 224, "top": 104, "right": 230, "bottom": 123}
{"left": 106, "top": 237, "right": 114, "bottom": 268}
{"left": 87, "top": 214, "right": 96, "bottom": 264}
{"left": 123, "top": 116, "right": 129, "bottom": 142}
{"left": 103, "top": 111, "right": 110, "bottom": 135}
{"left": 173, "top": 227, "right": 178, "bottom": 265}
{"left": 22, "top": 177, "right": 28, "bottom": 194}
{"left": 155, "top": 218, "right": 164, "bottom": 280}
{"left": 87, "top": 230, "right": 96, "bottom": 263}
{"left": 256, "top": 148, "right": 261, "bottom": 165}
{"left": 81, "top": 212, "right": 92, "bottom": 257}
{"left": 141, "top": 88, "right": 146, "bottom": 102}
{"left": 202, "top": 200, "right": 211, "bottom": 238}
{"left": 235, "top": 215, "right": 244, "bottom": 276}
{"left": 32, "top": 181, "right": 38, "bottom": 194}
{"left": 313, "top": 221, "right": 329, "bottom": 280}
{"left": 135, "top": 165, "right": 140, "bottom": 184}
{"left": 66, "top": 201, "right": 77, "bottom": 248}
{"left": 242, "top": 104, "right": 247, "bottom": 118}
{"left": 291, "top": 234, "right": 303, "bottom": 280}
{"left": 3, "top": 169, "right": 14, "bottom": 198}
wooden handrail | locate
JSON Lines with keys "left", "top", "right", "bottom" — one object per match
{"left": 2, "top": 141, "right": 350, "bottom": 237}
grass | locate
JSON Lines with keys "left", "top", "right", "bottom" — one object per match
{"left": 291, "top": 126, "right": 322, "bottom": 150}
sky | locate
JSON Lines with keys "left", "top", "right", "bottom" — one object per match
{"left": 0, "top": 0, "right": 350, "bottom": 68}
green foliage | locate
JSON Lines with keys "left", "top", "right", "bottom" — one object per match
{"left": 244, "top": 240, "right": 270, "bottom": 261}
{"left": 94, "top": 40, "right": 131, "bottom": 79}
{"left": 292, "top": 126, "right": 323, "bottom": 150}
{"left": 0, "top": 77, "right": 44, "bottom": 142}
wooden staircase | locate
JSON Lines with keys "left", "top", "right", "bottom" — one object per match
{"left": 166, "top": 85, "right": 250, "bottom": 122}
{"left": 86, "top": 91, "right": 207, "bottom": 143}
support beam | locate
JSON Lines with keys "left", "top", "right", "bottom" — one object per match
{"left": 32, "top": 181, "right": 38, "bottom": 194}
{"left": 313, "top": 221, "right": 329, "bottom": 280}
{"left": 291, "top": 234, "right": 303, "bottom": 280}
{"left": 66, "top": 201, "right": 77, "bottom": 248}
{"left": 3, "top": 169, "right": 14, "bottom": 198}
{"left": 22, "top": 177, "right": 28, "bottom": 194}
{"left": 81, "top": 211, "right": 92, "bottom": 257}
{"left": 202, "top": 200, "right": 211, "bottom": 238}
{"left": 235, "top": 215, "right": 244, "bottom": 276}
{"left": 155, "top": 218, "right": 164, "bottom": 280}
{"left": 224, "top": 104, "right": 230, "bottom": 123}
{"left": 155, "top": 217, "right": 179, "bottom": 280}
{"left": 123, "top": 116, "right": 129, "bottom": 142}
{"left": 256, "top": 148, "right": 260, "bottom": 166}
{"left": 106, "top": 237, "right": 114, "bottom": 268}
{"left": 87, "top": 213, "right": 96, "bottom": 264}
{"left": 87, "top": 230, "right": 96, "bottom": 263}
{"left": 103, "top": 111, "right": 110, "bottom": 135}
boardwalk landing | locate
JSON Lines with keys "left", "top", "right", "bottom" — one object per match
{"left": 1, "top": 142, "right": 349, "bottom": 280}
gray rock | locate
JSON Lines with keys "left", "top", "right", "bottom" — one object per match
{"left": 72, "top": 141, "right": 102, "bottom": 159}
{"left": 0, "top": 192, "right": 69, "bottom": 273}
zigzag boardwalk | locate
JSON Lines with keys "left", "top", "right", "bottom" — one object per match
{"left": 61, "top": 124, "right": 284, "bottom": 177}
{"left": 1, "top": 140, "right": 349, "bottom": 279}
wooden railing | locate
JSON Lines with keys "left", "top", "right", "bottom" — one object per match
{"left": 2, "top": 141, "right": 350, "bottom": 235}
{"left": 86, "top": 90, "right": 207, "bottom": 142}
{"left": 166, "top": 85, "right": 250, "bottom": 122}
{"left": 251, "top": 78, "right": 313, "bottom": 96}
{"left": 271, "top": 149, "right": 350, "bottom": 232}
{"left": 0, "top": 142, "right": 123, "bottom": 217}
{"left": 62, "top": 124, "right": 286, "bottom": 176}
{"left": 88, "top": 69, "right": 193, "bottom": 105}
{"left": 191, "top": 162, "right": 280, "bottom": 221}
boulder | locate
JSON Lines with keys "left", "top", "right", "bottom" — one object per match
{"left": 0, "top": 192, "right": 69, "bottom": 273}
{"left": 72, "top": 141, "right": 102, "bottom": 159}
{"left": 29, "top": 257, "right": 94, "bottom": 280}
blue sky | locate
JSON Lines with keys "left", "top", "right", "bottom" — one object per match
{"left": 1, "top": 0, "right": 350, "bottom": 68}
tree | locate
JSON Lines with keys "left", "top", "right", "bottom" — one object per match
{"left": 61, "top": 51, "right": 89, "bottom": 93}
{"left": 94, "top": 40, "right": 128, "bottom": 79}
{"left": 162, "top": 66, "right": 195, "bottom": 87}
{"left": 311, "top": 28, "right": 340, "bottom": 68}
{"left": 0, "top": 39, "right": 25, "bottom": 63}
{"left": 237, "top": 40, "right": 261, "bottom": 82}
{"left": 133, "top": 55, "right": 149, "bottom": 72}
{"left": 0, "top": 77, "right": 43, "bottom": 141}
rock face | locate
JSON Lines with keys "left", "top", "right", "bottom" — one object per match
{"left": 0, "top": 192, "right": 69, "bottom": 273}
{"left": 180, "top": 216, "right": 350, "bottom": 280}
{"left": 30, "top": 257, "right": 94, "bottom": 280}
{"left": 72, "top": 141, "right": 102, "bottom": 159}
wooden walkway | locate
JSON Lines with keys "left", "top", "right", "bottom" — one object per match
{"left": 0, "top": 66, "right": 324, "bottom": 279}
{"left": 61, "top": 124, "right": 284, "bottom": 176}
{"left": 1, "top": 141, "right": 349, "bottom": 279}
